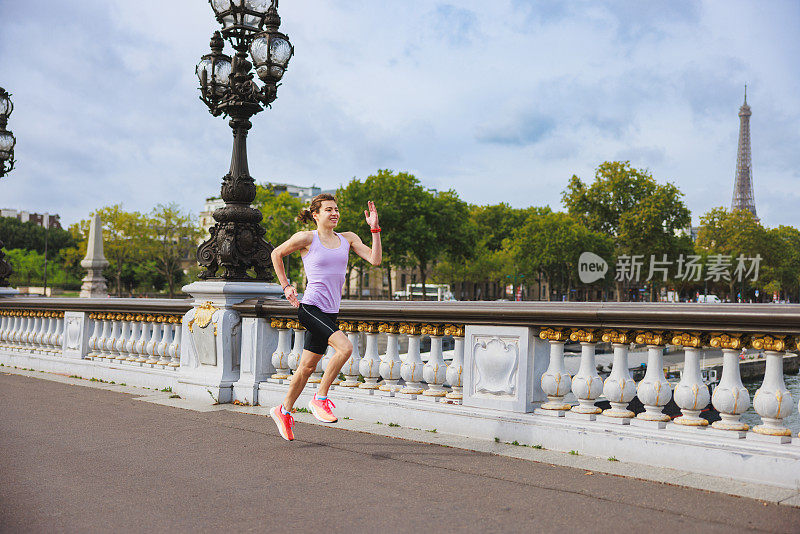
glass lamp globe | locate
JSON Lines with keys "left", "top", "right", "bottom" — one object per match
{"left": 250, "top": 31, "right": 293, "bottom": 83}
{"left": 210, "top": 0, "right": 272, "bottom": 35}
{"left": 196, "top": 32, "right": 233, "bottom": 97}
{"left": 0, "top": 88, "right": 11, "bottom": 119}
{"left": 0, "top": 130, "right": 14, "bottom": 158}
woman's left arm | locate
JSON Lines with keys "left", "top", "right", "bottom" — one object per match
{"left": 345, "top": 201, "right": 382, "bottom": 266}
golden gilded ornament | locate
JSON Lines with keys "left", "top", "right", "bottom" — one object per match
{"left": 421, "top": 323, "right": 445, "bottom": 336}
{"left": 750, "top": 334, "right": 787, "bottom": 353}
{"left": 635, "top": 330, "right": 666, "bottom": 346}
{"left": 671, "top": 332, "right": 704, "bottom": 348}
{"left": 443, "top": 324, "right": 465, "bottom": 337}
{"left": 602, "top": 329, "right": 630, "bottom": 344}
{"left": 570, "top": 328, "right": 599, "bottom": 343}
{"left": 540, "top": 327, "right": 570, "bottom": 342}
{"left": 359, "top": 321, "right": 379, "bottom": 334}
{"left": 709, "top": 333, "right": 745, "bottom": 350}
{"left": 188, "top": 302, "right": 219, "bottom": 333}
{"left": 378, "top": 322, "right": 400, "bottom": 334}
{"left": 399, "top": 323, "right": 423, "bottom": 336}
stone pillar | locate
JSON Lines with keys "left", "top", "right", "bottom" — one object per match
{"left": 233, "top": 316, "right": 277, "bottom": 406}
{"left": 176, "top": 281, "right": 282, "bottom": 404}
{"left": 62, "top": 311, "right": 91, "bottom": 359}
{"left": 462, "top": 324, "right": 547, "bottom": 412}
{"left": 80, "top": 214, "right": 110, "bottom": 298}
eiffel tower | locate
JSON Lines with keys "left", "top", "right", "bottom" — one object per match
{"left": 731, "top": 85, "right": 758, "bottom": 221}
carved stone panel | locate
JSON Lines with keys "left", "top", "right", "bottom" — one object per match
{"left": 463, "top": 325, "right": 544, "bottom": 412}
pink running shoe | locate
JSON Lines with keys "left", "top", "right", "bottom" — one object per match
{"left": 308, "top": 396, "right": 338, "bottom": 423}
{"left": 270, "top": 405, "right": 295, "bottom": 441}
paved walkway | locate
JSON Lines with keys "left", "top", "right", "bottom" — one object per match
{"left": 1, "top": 371, "right": 799, "bottom": 533}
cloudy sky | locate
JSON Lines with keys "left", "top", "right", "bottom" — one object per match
{"left": 1, "top": 0, "right": 798, "bottom": 229}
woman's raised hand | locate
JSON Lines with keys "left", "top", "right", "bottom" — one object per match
{"left": 364, "top": 200, "right": 379, "bottom": 229}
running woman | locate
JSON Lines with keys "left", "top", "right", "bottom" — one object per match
{"left": 269, "top": 193, "right": 381, "bottom": 440}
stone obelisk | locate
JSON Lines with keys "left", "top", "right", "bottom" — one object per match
{"left": 80, "top": 214, "right": 110, "bottom": 298}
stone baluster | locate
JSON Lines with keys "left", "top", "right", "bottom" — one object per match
{"left": 96, "top": 314, "right": 112, "bottom": 359}
{"left": 749, "top": 335, "right": 793, "bottom": 442}
{"left": 14, "top": 312, "right": 29, "bottom": 350}
{"left": 53, "top": 312, "right": 64, "bottom": 352}
{"left": 400, "top": 323, "right": 426, "bottom": 395}
{"left": 114, "top": 315, "right": 132, "bottom": 362}
{"left": 12, "top": 312, "right": 27, "bottom": 350}
{"left": 124, "top": 315, "right": 143, "bottom": 361}
{"left": 566, "top": 329, "right": 603, "bottom": 419}
{"left": 600, "top": 330, "right": 637, "bottom": 423}
{"left": 105, "top": 314, "right": 122, "bottom": 359}
{"left": 445, "top": 324, "right": 465, "bottom": 401}
{"left": 270, "top": 318, "right": 292, "bottom": 379}
{"left": 42, "top": 313, "right": 56, "bottom": 352}
{"left": 536, "top": 328, "right": 572, "bottom": 415}
{"left": 709, "top": 333, "right": 750, "bottom": 435}
{"left": 0, "top": 311, "right": 9, "bottom": 345}
{"left": 287, "top": 320, "right": 305, "bottom": 377}
{"left": 157, "top": 317, "right": 174, "bottom": 366}
{"left": 135, "top": 317, "right": 154, "bottom": 363}
{"left": 33, "top": 312, "right": 47, "bottom": 350}
{"left": 358, "top": 321, "right": 381, "bottom": 389}
{"left": 10, "top": 312, "right": 22, "bottom": 348}
{"left": 49, "top": 312, "right": 62, "bottom": 353}
{"left": 41, "top": 312, "right": 54, "bottom": 351}
{"left": 145, "top": 316, "right": 164, "bottom": 365}
{"left": 23, "top": 312, "right": 39, "bottom": 349}
{"left": 339, "top": 321, "right": 362, "bottom": 387}
{"left": 86, "top": 314, "right": 99, "bottom": 357}
{"left": 318, "top": 344, "right": 336, "bottom": 384}
{"left": 633, "top": 331, "right": 672, "bottom": 427}
{"left": 168, "top": 317, "right": 182, "bottom": 367}
{"left": 1, "top": 312, "right": 13, "bottom": 346}
{"left": 422, "top": 323, "right": 448, "bottom": 397}
{"left": 670, "top": 332, "right": 710, "bottom": 427}
{"left": 378, "top": 322, "right": 402, "bottom": 393}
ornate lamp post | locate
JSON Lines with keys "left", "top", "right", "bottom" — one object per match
{"left": 195, "top": 0, "right": 294, "bottom": 281}
{"left": 0, "top": 87, "right": 16, "bottom": 289}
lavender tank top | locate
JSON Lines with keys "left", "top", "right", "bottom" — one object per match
{"left": 301, "top": 231, "right": 350, "bottom": 313}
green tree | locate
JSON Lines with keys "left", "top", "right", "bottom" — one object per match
{"left": 563, "top": 161, "right": 692, "bottom": 300}
{"left": 84, "top": 205, "right": 148, "bottom": 297}
{"left": 509, "top": 210, "right": 613, "bottom": 301}
{"left": 253, "top": 184, "right": 306, "bottom": 285}
{"left": 695, "top": 207, "right": 766, "bottom": 299}
{"left": 146, "top": 203, "right": 202, "bottom": 298}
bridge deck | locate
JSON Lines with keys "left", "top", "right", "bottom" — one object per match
{"left": 1, "top": 371, "right": 798, "bottom": 533}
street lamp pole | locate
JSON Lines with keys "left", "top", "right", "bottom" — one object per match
{"left": 195, "top": 0, "right": 293, "bottom": 281}
{"left": 0, "top": 86, "right": 16, "bottom": 288}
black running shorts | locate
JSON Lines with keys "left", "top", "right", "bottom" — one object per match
{"left": 297, "top": 303, "right": 339, "bottom": 355}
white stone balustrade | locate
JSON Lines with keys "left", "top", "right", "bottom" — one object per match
{"left": 750, "top": 335, "right": 794, "bottom": 442}
{"left": 444, "top": 324, "right": 465, "bottom": 400}
{"left": 339, "top": 321, "right": 362, "bottom": 387}
{"left": 670, "top": 333, "right": 710, "bottom": 427}
{"left": 358, "top": 321, "right": 381, "bottom": 389}
{"left": 3, "top": 299, "right": 800, "bottom": 490}
{"left": 378, "top": 322, "right": 402, "bottom": 392}
{"left": 710, "top": 334, "right": 750, "bottom": 435}
{"left": 537, "top": 328, "right": 572, "bottom": 415}
{"left": 600, "top": 330, "right": 637, "bottom": 423}
{"left": 633, "top": 332, "right": 672, "bottom": 427}
{"left": 270, "top": 318, "right": 292, "bottom": 379}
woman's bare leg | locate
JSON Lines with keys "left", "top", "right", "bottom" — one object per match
{"left": 318, "top": 330, "right": 353, "bottom": 397}
{"left": 282, "top": 349, "right": 323, "bottom": 410}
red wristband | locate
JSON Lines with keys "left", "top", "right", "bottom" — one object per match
{"left": 371, "top": 227, "right": 381, "bottom": 233}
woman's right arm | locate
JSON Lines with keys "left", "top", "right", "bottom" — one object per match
{"left": 271, "top": 231, "right": 313, "bottom": 307}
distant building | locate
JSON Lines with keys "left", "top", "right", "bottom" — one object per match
{"left": 0, "top": 208, "right": 61, "bottom": 229}
{"left": 198, "top": 197, "right": 226, "bottom": 236}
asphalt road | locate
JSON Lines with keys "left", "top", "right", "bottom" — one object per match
{"left": 1, "top": 372, "right": 798, "bottom": 533}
